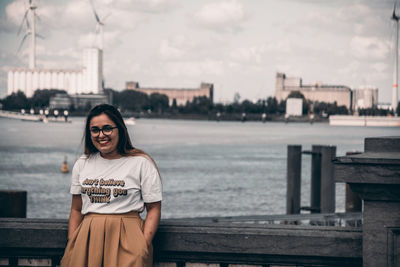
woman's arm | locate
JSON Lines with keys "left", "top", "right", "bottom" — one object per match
{"left": 143, "top": 201, "right": 161, "bottom": 247}
{"left": 67, "top": 194, "right": 83, "bottom": 240}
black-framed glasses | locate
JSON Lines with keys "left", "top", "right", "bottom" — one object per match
{"left": 90, "top": 125, "right": 118, "bottom": 136}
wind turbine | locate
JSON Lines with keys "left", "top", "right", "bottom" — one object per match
{"left": 392, "top": 0, "right": 399, "bottom": 113}
{"left": 89, "top": 0, "right": 109, "bottom": 50}
{"left": 17, "top": 0, "right": 41, "bottom": 69}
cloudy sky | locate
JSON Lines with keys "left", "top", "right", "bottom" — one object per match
{"left": 0, "top": 0, "right": 396, "bottom": 103}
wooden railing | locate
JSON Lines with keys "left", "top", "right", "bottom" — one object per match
{"left": 0, "top": 214, "right": 362, "bottom": 267}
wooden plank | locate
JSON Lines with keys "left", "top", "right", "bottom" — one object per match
{"left": 364, "top": 136, "right": 400, "bottom": 153}
{"left": 335, "top": 164, "right": 400, "bottom": 184}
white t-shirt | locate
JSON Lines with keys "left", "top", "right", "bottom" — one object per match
{"left": 70, "top": 153, "right": 162, "bottom": 215}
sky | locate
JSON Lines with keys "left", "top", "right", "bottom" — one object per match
{"left": 0, "top": 0, "right": 396, "bottom": 103}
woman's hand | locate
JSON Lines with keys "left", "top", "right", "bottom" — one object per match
{"left": 67, "top": 195, "right": 83, "bottom": 240}
{"left": 143, "top": 201, "right": 161, "bottom": 248}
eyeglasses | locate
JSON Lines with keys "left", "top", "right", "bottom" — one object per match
{"left": 90, "top": 125, "right": 118, "bottom": 136}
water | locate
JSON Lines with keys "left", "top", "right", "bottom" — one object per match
{"left": 0, "top": 117, "right": 398, "bottom": 219}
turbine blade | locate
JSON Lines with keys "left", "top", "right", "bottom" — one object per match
{"left": 393, "top": 0, "right": 399, "bottom": 19}
{"left": 17, "top": 10, "right": 29, "bottom": 35}
{"left": 17, "top": 33, "right": 29, "bottom": 54}
{"left": 35, "top": 13, "right": 41, "bottom": 22}
{"left": 89, "top": 0, "right": 101, "bottom": 23}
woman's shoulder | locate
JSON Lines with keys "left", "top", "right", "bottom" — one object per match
{"left": 126, "top": 154, "right": 151, "bottom": 163}
{"left": 74, "top": 153, "right": 97, "bottom": 165}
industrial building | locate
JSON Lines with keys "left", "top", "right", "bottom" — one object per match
{"left": 126, "top": 81, "right": 214, "bottom": 106}
{"left": 7, "top": 48, "right": 103, "bottom": 97}
{"left": 352, "top": 87, "right": 379, "bottom": 110}
{"left": 275, "top": 72, "right": 352, "bottom": 109}
{"left": 275, "top": 72, "right": 379, "bottom": 111}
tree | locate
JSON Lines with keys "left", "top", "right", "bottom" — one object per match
{"left": 30, "top": 89, "right": 67, "bottom": 108}
{"left": 287, "top": 91, "right": 305, "bottom": 99}
{"left": 2, "top": 91, "right": 29, "bottom": 111}
{"left": 266, "top": 97, "right": 278, "bottom": 114}
{"left": 149, "top": 93, "right": 169, "bottom": 114}
{"left": 183, "top": 96, "right": 213, "bottom": 114}
{"left": 313, "top": 101, "right": 348, "bottom": 116}
{"left": 115, "top": 90, "right": 149, "bottom": 111}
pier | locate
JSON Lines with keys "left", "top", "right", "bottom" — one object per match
{"left": 0, "top": 136, "right": 399, "bottom": 266}
{"left": 329, "top": 115, "right": 400, "bottom": 127}
{"left": 0, "top": 110, "right": 70, "bottom": 123}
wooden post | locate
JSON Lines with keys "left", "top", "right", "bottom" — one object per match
{"left": 310, "top": 145, "right": 323, "bottom": 213}
{"left": 320, "top": 146, "right": 336, "bottom": 213}
{"left": 286, "top": 145, "right": 302, "bottom": 214}
{"left": 0, "top": 190, "right": 27, "bottom": 218}
{"left": 345, "top": 152, "right": 362, "bottom": 213}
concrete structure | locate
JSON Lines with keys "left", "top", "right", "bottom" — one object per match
{"left": 126, "top": 81, "right": 214, "bottom": 106}
{"left": 275, "top": 72, "right": 352, "bottom": 109}
{"left": 329, "top": 115, "right": 400, "bottom": 127}
{"left": 286, "top": 98, "right": 303, "bottom": 116}
{"left": 352, "top": 87, "right": 378, "bottom": 110}
{"left": 82, "top": 48, "right": 103, "bottom": 94}
{"left": 7, "top": 48, "right": 103, "bottom": 97}
{"left": 49, "top": 93, "right": 109, "bottom": 110}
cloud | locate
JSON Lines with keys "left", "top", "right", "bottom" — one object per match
{"left": 110, "top": 0, "right": 178, "bottom": 13}
{"left": 193, "top": 0, "right": 246, "bottom": 33}
{"left": 159, "top": 39, "right": 185, "bottom": 59}
{"left": 5, "top": 0, "right": 26, "bottom": 25}
{"left": 371, "top": 62, "right": 388, "bottom": 73}
{"left": 164, "top": 60, "right": 224, "bottom": 77}
{"left": 350, "top": 36, "right": 390, "bottom": 60}
{"left": 229, "top": 46, "right": 265, "bottom": 63}
{"left": 158, "top": 35, "right": 197, "bottom": 60}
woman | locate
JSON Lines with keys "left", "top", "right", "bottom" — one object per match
{"left": 61, "top": 104, "right": 162, "bottom": 267}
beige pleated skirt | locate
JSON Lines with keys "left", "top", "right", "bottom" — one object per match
{"left": 60, "top": 212, "right": 152, "bottom": 267}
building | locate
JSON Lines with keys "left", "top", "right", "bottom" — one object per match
{"left": 286, "top": 98, "right": 303, "bottom": 116}
{"left": 49, "top": 93, "right": 109, "bottom": 110}
{"left": 275, "top": 73, "right": 353, "bottom": 109}
{"left": 352, "top": 87, "right": 378, "bottom": 110}
{"left": 7, "top": 48, "right": 103, "bottom": 97}
{"left": 126, "top": 82, "right": 214, "bottom": 106}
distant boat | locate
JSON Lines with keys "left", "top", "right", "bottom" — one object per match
{"left": 124, "top": 117, "right": 136, "bottom": 126}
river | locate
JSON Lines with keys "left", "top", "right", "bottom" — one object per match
{"left": 0, "top": 117, "right": 398, "bottom": 219}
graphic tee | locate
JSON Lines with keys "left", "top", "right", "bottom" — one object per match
{"left": 70, "top": 153, "right": 162, "bottom": 215}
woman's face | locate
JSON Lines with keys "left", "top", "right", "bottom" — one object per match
{"left": 89, "top": 113, "right": 120, "bottom": 159}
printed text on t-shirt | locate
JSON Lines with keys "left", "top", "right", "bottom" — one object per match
{"left": 81, "top": 178, "right": 127, "bottom": 203}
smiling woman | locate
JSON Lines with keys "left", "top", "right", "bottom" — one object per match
{"left": 60, "top": 104, "right": 162, "bottom": 267}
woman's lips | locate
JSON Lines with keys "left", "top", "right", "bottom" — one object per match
{"left": 97, "top": 139, "right": 110, "bottom": 146}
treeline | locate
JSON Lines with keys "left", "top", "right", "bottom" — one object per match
{"left": 110, "top": 89, "right": 351, "bottom": 117}
{"left": 2, "top": 89, "right": 399, "bottom": 117}
{"left": 1, "top": 89, "right": 67, "bottom": 110}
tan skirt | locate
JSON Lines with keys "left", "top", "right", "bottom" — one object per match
{"left": 60, "top": 212, "right": 152, "bottom": 267}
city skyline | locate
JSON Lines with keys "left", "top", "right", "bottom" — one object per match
{"left": 0, "top": 0, "right": 396, "bottom": 103}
